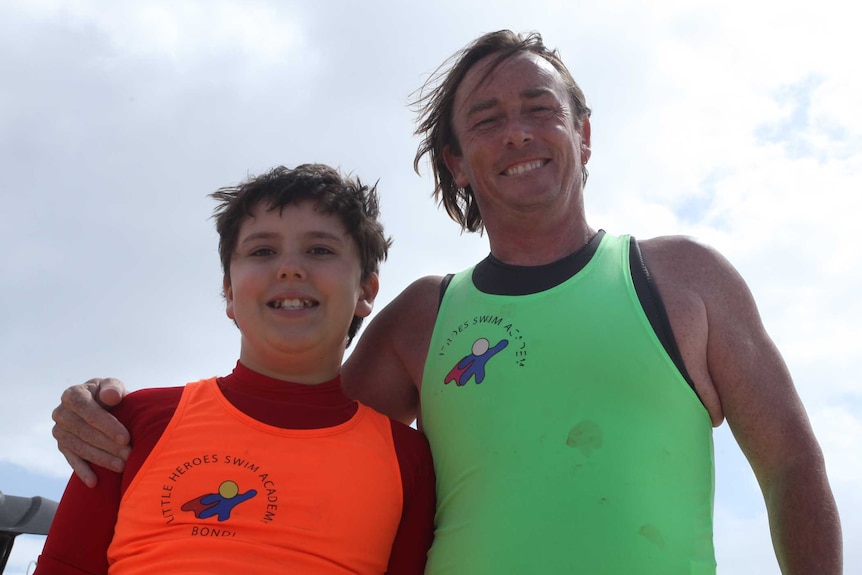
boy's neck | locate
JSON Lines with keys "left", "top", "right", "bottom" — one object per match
{"left": 237, "top": 351, "right": 342, "bottom": 385}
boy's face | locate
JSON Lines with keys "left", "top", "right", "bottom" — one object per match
{"left": 224, "top": 200, "right": 378, "bottom": 383}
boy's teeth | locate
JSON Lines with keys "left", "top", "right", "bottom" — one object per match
{"left": 274, "top": 299, "right": 310, "bottom": 310}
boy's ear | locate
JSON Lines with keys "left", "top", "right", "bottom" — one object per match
{"left": 224, "top": 276, "right": 235, "bottom": 320}
{"left": 354, "top": 273, "right": 379, "bottom": 319}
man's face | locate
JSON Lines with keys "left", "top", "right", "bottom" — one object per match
{"left": 224, "top": 200, "right": 377, "bottom": 383}
{"left": 443, "top": 52, "right": 591, "bottom": 227}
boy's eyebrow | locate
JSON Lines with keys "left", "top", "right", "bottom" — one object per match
{"left": 304, "top": 230, "right": 347, "bottom": 243}
{"left": 238, "top": 230, "right": 347, "bottom": 245}
{"left": 238, "top": 231, "right": 279, "bottom": 246}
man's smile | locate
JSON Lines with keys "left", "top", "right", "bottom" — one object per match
{"left": 501, "top": 159, "right": 549, "bottom": 176}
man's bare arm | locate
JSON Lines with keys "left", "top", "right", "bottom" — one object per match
{"left": 51, "top": 378, "right": 131, "bottom": 487}
{"left": 705, "top": 256, "right": 841, "bottom": 574}
{"left": 646, "top": 237, "right": 842, "bottom": 574}
{"left": 342, "top": 275, "right": 442, "bottom": 425}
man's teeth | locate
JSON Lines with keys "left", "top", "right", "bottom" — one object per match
{"left": 271, "top": 299, "right": 313, "bottom": 310}
{"left": 504, "top": 160, "right": 544, "bottom": 176}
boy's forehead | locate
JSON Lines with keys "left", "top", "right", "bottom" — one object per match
{"left": 238, "top": 200, "right": 350, "bottom": 238}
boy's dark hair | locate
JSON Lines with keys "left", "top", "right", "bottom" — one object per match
{"left": 211, "top": 163, "right": 392, "bottom": 345}
{"left": 412, "top": 30, "right": 591, "bottom": 233}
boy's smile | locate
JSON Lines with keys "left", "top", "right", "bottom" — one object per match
{"left": 224, "top": 200, "right": 377, "bottom": 384}
{"left": 268, "top": 297, "right": 317, "bottom": 310}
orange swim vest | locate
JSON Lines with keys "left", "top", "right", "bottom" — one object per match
{"left": 108, "top": 378, "right": 403, "bottom": 574}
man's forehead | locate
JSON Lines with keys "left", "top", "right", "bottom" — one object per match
{"left": 455, "top": 52, "right": 564, "bottom": 106}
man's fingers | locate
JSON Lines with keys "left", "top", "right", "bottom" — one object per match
{"left": 58, "top": 380, "right": 130, "bottom": 445}
{"left": 51, "top": 378, "right": 132, "bottom": 487}
{"left": 96, "top": 377, "right": 126, "bottom": 408}
{"left": 51, "top": 400, "right": 131, "bottom": 458}
{"left": 52, "top": 420, "right": 127, "bottom": 476}
{"left": 59, "top": 448, "right": 98, "bottom": 488}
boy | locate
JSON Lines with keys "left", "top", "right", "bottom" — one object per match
{"left": 35, "top": 164, "right": 435, "bottom": 574}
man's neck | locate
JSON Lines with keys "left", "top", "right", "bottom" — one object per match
{"left": 487, "top": 217, "right": 596, "bottom": 266}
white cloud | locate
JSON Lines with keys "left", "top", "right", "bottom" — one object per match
{"left": 0, "top": 1, "right": 858, "bottom": 571}
{"left": 6, "top": 0, "right": 308, "bottom": 64}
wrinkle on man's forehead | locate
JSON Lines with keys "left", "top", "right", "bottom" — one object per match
{"left": 455, "top": 53, "right": 568, "bottom": 118}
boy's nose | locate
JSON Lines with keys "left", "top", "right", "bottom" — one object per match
{"left": 277, "top": 257, "right": 306, "bottom": 280}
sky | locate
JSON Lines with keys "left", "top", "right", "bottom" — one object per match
{"left": 1, "top": 0, "right": 860, "bottom": 573}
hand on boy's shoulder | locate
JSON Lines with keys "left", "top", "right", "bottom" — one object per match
{"left": 93, "top": 377, "right": 128, "bottom": 408}
{"left": 118, "top": 386, "right": 186, "bottom": 425}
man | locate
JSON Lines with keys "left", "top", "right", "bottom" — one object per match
{"left": 53, "top": 30, "right": 841, "bottom": 574}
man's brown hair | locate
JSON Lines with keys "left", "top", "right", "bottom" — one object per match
{"left": 413, "top": 30, "right": 591, "bottom": 232}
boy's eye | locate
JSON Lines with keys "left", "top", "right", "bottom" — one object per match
{"left": 308, "top": 246, "right": 334, "bottom": 255}
{"left": 250, "top": 247, "right": 275, "bottom": 257}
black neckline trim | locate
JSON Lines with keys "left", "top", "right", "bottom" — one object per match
{"left": 472, "top": 230, "right": 606, "bottom": 295}
{"left": 438, "top": 231, "right": 700, "bottom": 400}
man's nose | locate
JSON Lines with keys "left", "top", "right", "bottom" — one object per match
{"left": 503, "top": 117, "right": 533, "bottom": 147}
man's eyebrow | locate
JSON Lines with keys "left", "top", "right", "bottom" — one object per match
{"left": 521, "top": 87, "right": 555, "bottom": 100}
{"left": 465, "top": 87, "right": 556, "bottom": 117}
{"left": 466, "top": 98, "right": 499, "bottom": 117}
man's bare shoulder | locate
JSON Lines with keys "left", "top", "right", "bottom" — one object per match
{"left": 640, "top": 234, "right": 735, "bottom": 279}
{"left": 638, "top": 234, "right": 755, "bottom": 303}
{"left": 375, "top": 275, "right": 444, "bottom": 336}
{"left": 394, "top": 275, "right": 447, "bottom": 307}
{"left": 638, "top": 234, "right": 761, "bottom": 424}
{"left": 343, "top": 275, "right": 444, "bottom": 423}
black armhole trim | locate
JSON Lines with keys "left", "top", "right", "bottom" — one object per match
{"left": 438, "top": 274, "right": 455, "bottom": 308}
{"left": 629, "top": 237, "right": 701, "bottom": 401}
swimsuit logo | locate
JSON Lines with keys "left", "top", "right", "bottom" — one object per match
{"left": 181, "top": 480, "right": 257, "bottom": 522}
{"left": 445, "top": 338, "right": 509, "bottom": 386}
{"left": 159, "top": 453, "right": 280, "bottom": 529}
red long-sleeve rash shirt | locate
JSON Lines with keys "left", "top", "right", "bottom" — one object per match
{"left": 36, "top": 362, "right": 435, "bottom": 575}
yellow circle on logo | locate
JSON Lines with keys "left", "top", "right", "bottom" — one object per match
{"left": 219, "top": 480, "right": 239, "bottom": 499}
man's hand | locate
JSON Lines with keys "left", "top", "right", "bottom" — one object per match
{"left": 51, "top": 378, "right": 131, "bottom": 488}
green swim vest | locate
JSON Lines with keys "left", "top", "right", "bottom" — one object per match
{"left": 421, "top": 233, "right": 716, "bottom": 574}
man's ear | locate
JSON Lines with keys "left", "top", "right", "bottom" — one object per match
{"left": 580, "top": 116, "right": 592, "bottom": 164}
{"left": 354, "top": 273, "right": 379, "bottom": 319}
{"left": 442, "top": 145, "right": 470, "bottom": 188}
{"left": 223, "top": 276, "right": 235, "bottom": 320}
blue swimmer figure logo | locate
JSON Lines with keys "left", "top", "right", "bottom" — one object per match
{"left": 445, "top": 337, "right": 509, "bottom": 386}
{"left": 181, "top": 480, "right": 257, "bottom": 522}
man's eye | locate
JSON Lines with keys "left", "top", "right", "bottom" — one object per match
{"left": 473, "top": 117, "right": 498, "bottom": 129}
{"left": 251, "top": 247, "right": 275, "bottom": 256}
